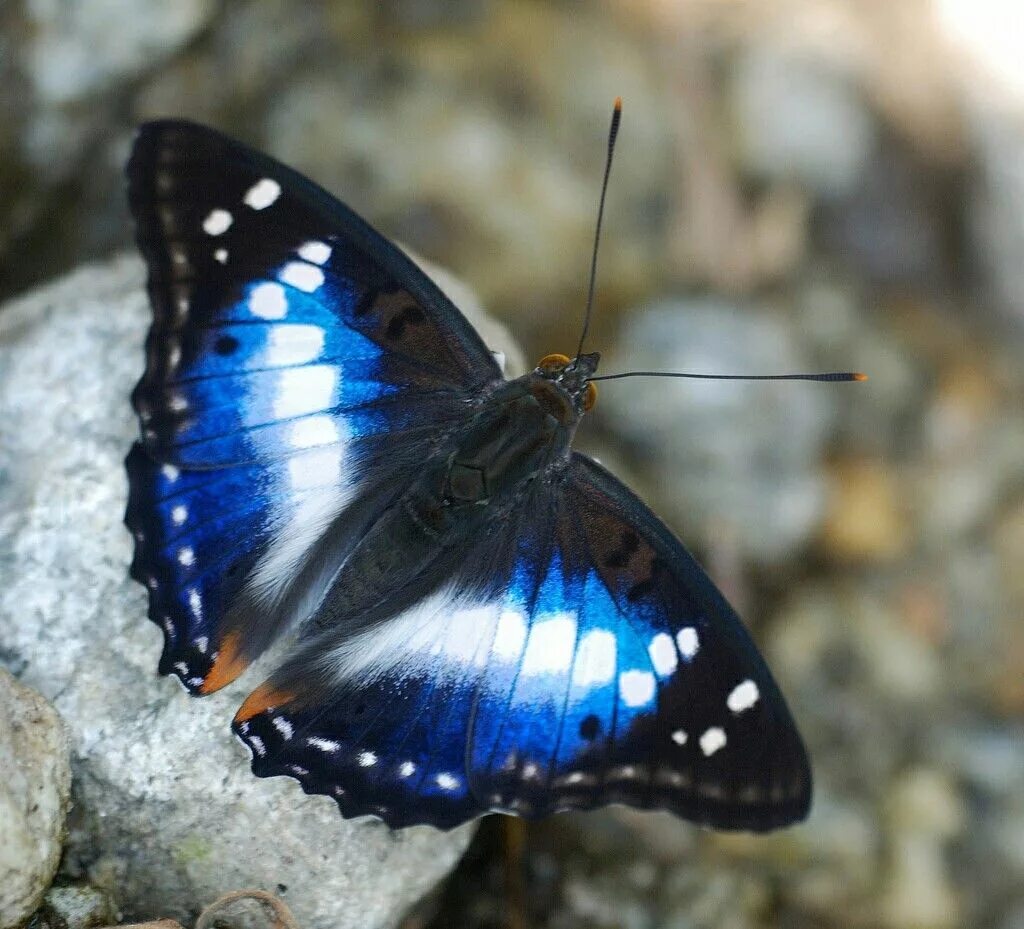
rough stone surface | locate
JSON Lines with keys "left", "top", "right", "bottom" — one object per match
{"left": 37, "top": 885, "right": 116, "bottom": 929}
{"left": 0, "top": 670, "right": 72, "bottom": 929}
{"left": 24, "top": 0, "right": 216, "bottom": 105}
{"left": 731, "top": 43, "right": 875, "bottom": 199}
{"left": 600, "top": 298, "right": 835, "bottom": 563}
{"left": 0, "top": 254, "right": 520, "bottom": 929}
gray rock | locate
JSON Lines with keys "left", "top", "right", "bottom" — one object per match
{"left": 37, "top": 885, "right": 115, "bottom": 929}
{"left": 731, "top": 44, "right": 875, "bottom": 198}
{"left": 24, "top": 0, "right": 216, "bottom": 105}
{"left": 968, "top": 102, "right": 1024, "bottom": 331}
{"left": 0, "top": 253, "right": 523, "bottom": 929}
{"left": 600, "top": 299, "right": 836, "bottom": 563}
{"left": 0, "top": 670, "right": 72, "bottom": 929}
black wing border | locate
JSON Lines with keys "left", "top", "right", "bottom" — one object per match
{"left": 567, "top": 451, "right": 813, "bottom": 828}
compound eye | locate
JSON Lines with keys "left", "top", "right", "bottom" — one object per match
{"left": 537, "top": 352, "right": 571, "bottom": 373}
{"left": 583, "top": 382, "right": 597, "bottom": 411}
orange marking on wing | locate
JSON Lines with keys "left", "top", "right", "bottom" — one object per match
{"left": 234, "top": 682, "right": 295, "bottom": 724}
{"left": 198, "top": 630, "right": 249, "bottom": 694}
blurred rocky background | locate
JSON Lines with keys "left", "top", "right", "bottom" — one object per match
{"left": 1, "top": 0, "right": 1023, "bottom": 927}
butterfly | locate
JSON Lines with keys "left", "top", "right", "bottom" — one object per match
{"left": 124, "top": 115, "right": 812, "bottom": 831}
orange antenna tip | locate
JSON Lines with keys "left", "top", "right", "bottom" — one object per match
{"left": 614, "top": 96, "right": 623, "bottom": 111}
{"left": 853, "top": 372, "right": 869, "bottom": 382}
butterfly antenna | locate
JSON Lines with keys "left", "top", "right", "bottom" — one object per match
{"left": 574, "top": 96, "right": 623, "bottom": 363}
{"left": 590, "top": 370, "right": 868, "bottom": 383}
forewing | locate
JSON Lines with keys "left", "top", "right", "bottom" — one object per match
{"left": 125, "top": 120, "right": 499, "bottom": 694}
{"left": 128, "top": 118, "right": 501, "bottom": 467}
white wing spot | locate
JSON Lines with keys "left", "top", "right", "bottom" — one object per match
{"left": 279, "top": 261, "right": 325, "bottom": 293}
{"left": 288, "top": 764, "right": 309, "bottom": 776}
{"left": 214, "top": 248, "right": 228, "bottom": 264}
{"left": 648, "top": 632, "right": 678, "bottom": 676}
{"left": 249, "top": 281, "right": 288, "bottom": 319}
{"left": 173, "top": 662, "right": 189, "bottom": 675}
{"left": 521, "top": 763, "right": 540, "bottom": 780}
{"left": 188, "top": 588, "right": 202, "bottom": 618}
{"left": 161, "top": 464, "right": 180, "bottom": 482}
{"left": 265, "top": 324, "right": 325, "bottom": 366}
{"left": 566, "top": 772, "right": 585, "bottom": 784}
{"left": 177, "top": 546, "right": 195, "bottom": 567}
{"left": 202, "top": 209, "right": 232, "bottom": 235}
{"left": 244, "top": 178, "right": 281, "bottom": 209}
{"left": 168, "top": 394, "right": 188, "bottom": 412}
{"left": 288, "top": 416, "right": 339, "bottom": 449}
{"left": 572, "top": 628, "right": 617, "bottom": 687}
{"left": 272, "top": 717, "right": 294, "bottom": 739}
{"left": 194, "top": 636, "right": 208, "bottom": 654}
{"left": 700, "top": 727, "right": 727, "bottom": 756}
{"left": 247, "top": 735, "right": 266, "bottom": 757}
{"left": 492, "top": 609, "right": 527, "bottom": 661}
{"left": 358, "top": 751, "right": 378, "bottom": 767}
{"left": 619, "top": 669, "right": 656, "bottom": 707}
{"left": 436, "top": 773, "right": 459, "bottom": 790}
{"left": 671, "top": 729, "right": 688, "bottom": 746}
{"left": 676, "top": 627, "right": 700, "bottom": 660}
{"left": 727, "top": 679, "right": 760, "bottom": 714}
{"left": 298, "top": 240, "right": 332, "bottom": 265}
{"left": 284, "top": 445, "right": 342, "bottom": 490}
{"left": 171, "top": 504, "right": 188, "bottom": 525}
{"left": 308, "top": 736, "right": 341, "bottom": 753}
{"left": 272, "top": 365, "right": 337, "bottom": 420}
{"left": 399, "top": 761, "right": 416, "bottom": 778}
{"left": 520, "top": 613, "right": 577, "bottom": 676}
{"left": 168, "top": 341, "right": 182, "bottom": 369}
{"left": 147, "top": 576, "right": 158, "bottom": 590}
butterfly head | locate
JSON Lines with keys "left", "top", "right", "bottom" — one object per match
{"left": 535, "top": 352, "right": 600, "bottom": 414}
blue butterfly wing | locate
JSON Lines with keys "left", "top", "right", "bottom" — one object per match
{"left": 470, "top": 453, "right": 812, "bottom": 830}
{"left": 232, "top": 588, "right": 499, "bottom": 829}
{"left": 232, "top": 454, "right": 810, "bottom": 830}
{"left": 125, "top": 120, "right": 501, "bottom": 695}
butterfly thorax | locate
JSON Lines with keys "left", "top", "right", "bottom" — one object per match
{"left": 440, "top": 374, "right": 585, "bottom": 512}
{"left": 438, "top": 351, "right": 600, "bottom": 509}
